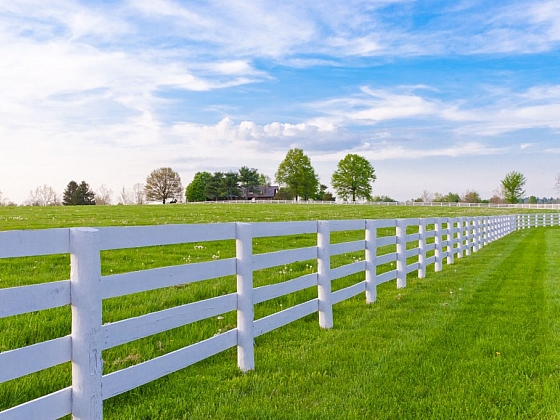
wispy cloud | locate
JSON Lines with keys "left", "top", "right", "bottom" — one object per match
{"left": 1, "top": 0, "right": 559, "bottom": 203}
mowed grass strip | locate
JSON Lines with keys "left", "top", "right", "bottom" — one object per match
{"left": 98, "top": 228, "right": 560, "bottom": 419}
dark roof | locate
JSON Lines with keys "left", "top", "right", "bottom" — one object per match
{"left": 241, "top": 186, "right": 279, "bottom": 199}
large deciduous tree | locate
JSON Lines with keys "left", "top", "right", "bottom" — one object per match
{"left": 331, "top": 154, "right": 376, "bottom": 202}
{"left": 185, "top": 171, "right": 212, "bottom": 202}
{"left": 501, "top": 171, "right": 526, "bottom": 204}
{"left": 144, "top": 167, "right": 182, "bottom": 204}
{"left": 63, "top": 180, "right": 96, "bottom": 205}
{"left": 275, "top": 148, "right": 319, "bottom": 201}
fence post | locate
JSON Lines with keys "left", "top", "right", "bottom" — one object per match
{"left": 469, "top": 218, "right": 475, "bottom": 250}
{"left": 236, "top": 223, "right": 254, "bottom": 372}
{"left": 396, "top": 219, "right": 407, "bottom": 288}
{"left": 447, "top": 218, "right": 455, "bottom": 265}
{"left": 418, "top": 219, "right": 426, "bottom": 279}
{"left": 463, "top": 218, "right": 471, "bottom": 257}
{"left": 365, "top": 220, "right": 377, "bottom": 303}
{"left": 317, "top": 221, "right": 333, "bottom": 328}
{"left": 70, "top": 228, "right": 103, "bottom": 420}
{"left": 456, "top": 217, "right": 464, "bottom": 259}
{"left": 434, "top": 218, "right": 443, "bottom": 272}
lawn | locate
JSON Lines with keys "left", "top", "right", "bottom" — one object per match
{"left": 1, "top": 204, "right": 559, "bottom": 419}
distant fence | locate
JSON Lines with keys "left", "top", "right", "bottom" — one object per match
{"left": 0, "top": 214, "right": 558, "bottom": 419}
{"left": 192, "top": 199, "right": 560, "bottom": 210}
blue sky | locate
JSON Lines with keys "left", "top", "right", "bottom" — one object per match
{"left": 1, "top": 0, "right": 559, "bottom": 204}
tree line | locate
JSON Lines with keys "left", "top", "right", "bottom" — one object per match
{"left": 185, "top": 149, "right": 376, "bottom": 203}
{"left": 1, "top": 152, "right": 556, "bottom": 206}
{"left": 415, "top": 171, "right": 533, "bottom": 204}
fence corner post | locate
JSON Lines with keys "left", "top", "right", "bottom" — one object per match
{"left": 70, "top": 227, "right": 103, "bottom": 420}
{"left": 236, "top": 222, "right": 255, "bottom": 372}
{"left": 317, "top": 221, "right": 333, "bottom": 328}
{"left": 396, "top": 219, "right": 407, "bottom": 288}
{"left": 365, "top": 220, "right": 377, "bottom": 302}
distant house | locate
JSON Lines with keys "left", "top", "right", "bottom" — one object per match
{"left": 240, "top": 185, "right": 279, "bottom": 200}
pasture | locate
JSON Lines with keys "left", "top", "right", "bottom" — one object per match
{"left": 1, "top": 204, "right": 559, "bottom": 419}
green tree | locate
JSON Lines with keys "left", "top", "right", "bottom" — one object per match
{"left": 205, "top": 172, "right": 224, "bottom": 201}
{"left": 371, "top": 195, "right": 396, "bottom": 202}
{"left": 222, "top": 171, "right": 241, "bottom": 200}
{"left": 275, "top": 148, "right": 319, "bottom": 201}
{"left": 331, "top": 154, "right": 376, "bottom": 202}
{"left": 462, "top": 190, "right": 481, "bottom": 203}
{"left": 144, "top": 167, "right": 182, "bottom": 204}
{"left": 185, "top": 172, "right": 212, "bottom": 202}
{"left": 63, "top": 180, "right": 95, "bottom": 205}
{"left": 501, "top": 171, "right": 526, "bottom": 204}
{"left": 239, "top": 166, "right": 260, "bottom": 199}
{"left": 434, "top": 192, "right": 460, "bottom": 203}
{"left": 258, "top": 173, "right": 271, "bottom": 186}
{"left": 273, "top": 187, "right": 294, "bottom": 200}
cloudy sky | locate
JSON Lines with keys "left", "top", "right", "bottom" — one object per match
{"left": 1, "top": 0, "right": 559, "bottom": 204}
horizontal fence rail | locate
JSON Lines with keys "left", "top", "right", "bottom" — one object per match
{"left": 0, "top": 214, "right": 557, "bottom": 419}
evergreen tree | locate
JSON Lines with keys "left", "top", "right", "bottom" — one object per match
{"left": 239, "top": 166, "right": 260, "bottom": 199}
{"left": 63, "top": 180, "right": 95, "bottom": 205}
{"left": 205, "top": 172, "right": 224, "bottom": 201}
{"left": 222, "top": 171, "right": 241, "bottom": 200}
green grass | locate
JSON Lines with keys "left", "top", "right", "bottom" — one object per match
{"left": 1, "top": 204, "right": 559, "bottom": 418}
{"left": 0, "top": 202, "right": 529, "bottom": 230}
{"left": 104, "top": 227, "right": 560, "bottom": 420}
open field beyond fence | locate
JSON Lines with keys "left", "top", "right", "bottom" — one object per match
{"left": 1, "top": 204, "right": 560, "bottom": 419}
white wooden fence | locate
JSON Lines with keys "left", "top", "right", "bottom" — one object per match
{"left": 0, "top": 214, "right": 557, "bottom": 419}
{"left": 195, "top": 199, "right": 560, "bottom": 210}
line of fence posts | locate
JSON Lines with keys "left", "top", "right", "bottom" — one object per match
{"left": 2, "top": 213, "right": 558, "bottom": 419}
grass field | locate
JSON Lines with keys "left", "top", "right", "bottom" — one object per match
{"left": 1, "top": 204, "right": 559, "bottom": 419}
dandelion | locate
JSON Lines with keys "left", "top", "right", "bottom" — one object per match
{"left": 217, "top": 316, "right": 224, "bottom": 320}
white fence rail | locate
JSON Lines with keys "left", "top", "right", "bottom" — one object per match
{"left": 0, "top": 214, "right": 557, "bottom": 419}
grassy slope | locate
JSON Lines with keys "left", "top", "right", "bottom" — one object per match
{"left": 103, "top": 227, "right": 560, "bottom": 420}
